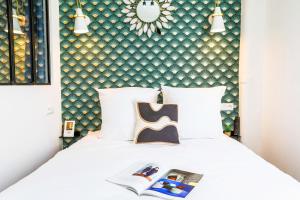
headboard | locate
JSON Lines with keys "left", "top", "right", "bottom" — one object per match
{"left": 60, "top": 0, "right": 241, "bottom": 134}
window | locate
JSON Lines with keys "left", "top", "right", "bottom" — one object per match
{"left": 0, "top": 0, "right": 50, "bottom": 85}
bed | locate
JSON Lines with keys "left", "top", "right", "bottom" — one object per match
{"left": 1, "top": 133, "right": 300, "bottom": 200}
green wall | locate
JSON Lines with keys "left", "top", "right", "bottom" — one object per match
{"left": 60, "top": 0, "right": 241, "bottom": 133}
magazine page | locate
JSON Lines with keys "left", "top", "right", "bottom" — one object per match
{"left": 142, "top": 169, "right": 203, "bottom": 200}
{"left": 107, "top": 162, "right": 168, "bottom": 195}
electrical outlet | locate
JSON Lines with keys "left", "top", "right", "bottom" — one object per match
{"left": 221, "top": 103, "right": 234, "bottom": 111}
{"left": 46, "top": 107, "right": 55, "bottom": 115}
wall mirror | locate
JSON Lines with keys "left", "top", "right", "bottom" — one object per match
{"left": 136, "top": 0, "right": 160, "bottom": 23}
{"left": 123, "top": 0, "right": 175, "bottom": 37}
{"left": 0, "top": 0, "right": 50, "bottom": 85}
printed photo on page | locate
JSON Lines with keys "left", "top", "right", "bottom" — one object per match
{"left": 107, "top": 162, "right": 167, "bottom": 195}
{"left": 107, "top": 162, "right": 203, "bottom": 199}
{"left": 144, "top": 169, "right": 203, "bottom": 199}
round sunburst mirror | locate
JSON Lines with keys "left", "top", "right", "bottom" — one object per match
{"left": 122, "top": 0, "right": 176, "bottom": 37}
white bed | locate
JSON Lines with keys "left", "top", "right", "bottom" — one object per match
{"left": 1, "top": 134, "right": 300, "bottom": 200}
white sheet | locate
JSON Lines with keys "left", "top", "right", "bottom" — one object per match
{"left": 1, "top": 135, "right": 300, "bottom": 200}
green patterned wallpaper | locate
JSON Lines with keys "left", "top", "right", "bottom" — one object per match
{"left": 60, "top": 0, "right": 241, "bottom": 134}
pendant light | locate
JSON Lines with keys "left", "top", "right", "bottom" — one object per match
{"left": 209, "top": 0, "right": 226, "bottom": 33}
{"left": 74, "top": 0, "right": 91, "bottom": 34}
{"left": 5, "top": 0, "right": 24, "bottom": 35}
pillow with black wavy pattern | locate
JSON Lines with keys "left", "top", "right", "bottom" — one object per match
{"left": 134, "top": 102, "right": 180, "bottom": 144}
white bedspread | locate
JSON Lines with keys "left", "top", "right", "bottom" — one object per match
{"left": 1, "top": 135, "right": 300, "bottom": 200}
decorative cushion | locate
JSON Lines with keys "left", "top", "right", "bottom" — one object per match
{"left": 96, "top": 87, "right": 160, "bottom": 141}
{"left": 134, "top": 102, "right": 179, "bottom": 144}
{"left": 162, "top": 86, "right": 226, "bottom": 139}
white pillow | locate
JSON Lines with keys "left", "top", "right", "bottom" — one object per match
{"left": 162, "top": 86, "right": 226, "bottom": 139}
{"left": 96, "top": 87, "right": 160, "bottom": 140}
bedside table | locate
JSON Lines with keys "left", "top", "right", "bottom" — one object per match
{"left": 230, "top": 135, "right": 241, "bottom": 142}
{"left": 224, "top": 131, "right": 241, "bottom": 142}
{"left": 59, "top": 135, "right": 84, "bottom": 149}
{"left": 224, "top": 116, "right": 241, "bottom": 142}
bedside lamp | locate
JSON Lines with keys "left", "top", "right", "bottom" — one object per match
{"left": 74, "top": 0, "right": 90, "bottom": 34}
{"left": 209, "top": 0, "right": 226, "bottom": 33}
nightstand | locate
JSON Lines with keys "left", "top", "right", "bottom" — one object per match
{"left": 230, "top": 134, "right": 241, "bottom": 142}
{"left": 59, "top": 135, "right": 84, "bottom": 149}
{"left": 224, "top": 116, "right": 241, "bottom": 142}
{"left": 224, "top": 131, "right": 241, "bottom": 142}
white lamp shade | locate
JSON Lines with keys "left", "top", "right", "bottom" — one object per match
{"left": 74, "top": 8, "right": 90, "bottom": 34}
{"left": 210, "top": 7, "right": 226, "bottom": 33}
{"left": 5, "top": 9, "right": 24, "bottom": 35}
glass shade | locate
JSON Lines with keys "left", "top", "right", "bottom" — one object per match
{"left": 74, "top": 8, "right": 90, "bottom": 34}
{"left": 210, "top": 7, "right": 226, "bottom": 33}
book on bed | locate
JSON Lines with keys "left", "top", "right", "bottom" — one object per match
{"left": 107, "top": 162, "right": 203, "bottom": 199}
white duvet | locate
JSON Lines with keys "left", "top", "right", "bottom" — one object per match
{"left": 1, "top": 135, "right": 300, "bottom": 200}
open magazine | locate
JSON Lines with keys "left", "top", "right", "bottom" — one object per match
{"left": 107, "top": 162, "right": 203, "bottom": 199}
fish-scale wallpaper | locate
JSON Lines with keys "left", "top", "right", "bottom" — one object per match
{"left": 60, "top": 0, "right": 241, "bottom": 134}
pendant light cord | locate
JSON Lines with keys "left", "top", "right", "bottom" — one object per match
{"left": 76, "top": 0, "right": 83, "bottom": 9}
{"left": 215, "top": 0, "right": 221, "bottom": 7}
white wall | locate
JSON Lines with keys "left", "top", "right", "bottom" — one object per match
{"left": 240, "top": 0, "right": 300, "bottom": 180}
{"left": 0, "top": 0, "right": 61, "bottom": 192}
{"left": 262, "top": 0, "right": 300, "bottom": 180}
{"left": 239, "top": 0, "right": 268, "bottom": 154}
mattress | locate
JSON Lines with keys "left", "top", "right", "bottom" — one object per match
{"left": 1, "top": 134, "right": 300, "bottom": 200}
